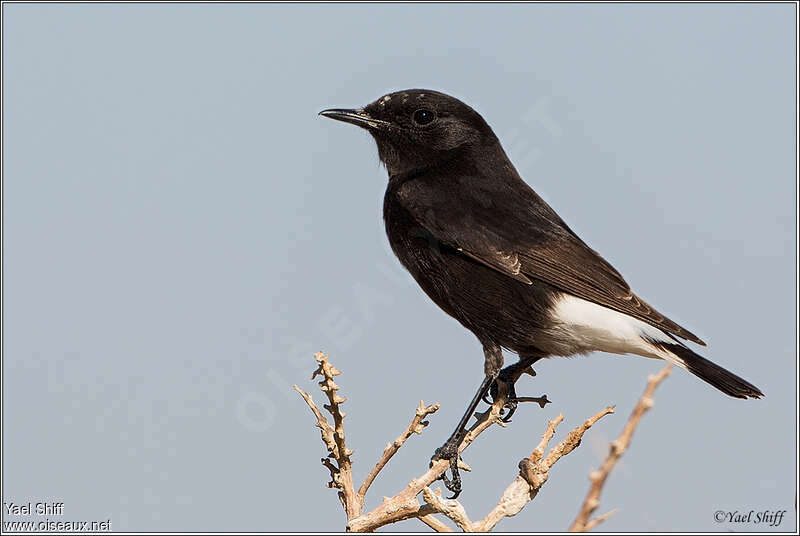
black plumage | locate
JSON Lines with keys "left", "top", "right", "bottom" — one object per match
{"left": 320, "top": 89, "right": 763, "bottom": 496}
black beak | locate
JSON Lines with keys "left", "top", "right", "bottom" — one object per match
{"left": 318, "top": 108, "right": 391, "bottom": 130}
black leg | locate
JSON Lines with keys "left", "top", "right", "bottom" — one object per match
{"left": 432, "top": 344, "right": 503, "bottom": 499}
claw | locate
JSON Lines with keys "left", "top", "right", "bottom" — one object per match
{"left": 444, "top": 455, "right": 462, "bottom": 498}
{"left": 501, "top": 400, "right": 519, "bottom": 422}
{"left": 484, "top": 359, "right": 549, "bottom": 421}
{"left": 431, "top": 433, "right": 465, "bottom": 499}
{"left": 433, "top": 455, "right": 462, "bottom": 498}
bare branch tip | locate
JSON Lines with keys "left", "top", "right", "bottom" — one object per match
{"left": 584, "top": 508, "right": 619, "bottom": 531}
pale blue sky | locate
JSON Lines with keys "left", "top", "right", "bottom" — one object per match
{"left": 2, "top": 3, "right": 796, "bottom": 532}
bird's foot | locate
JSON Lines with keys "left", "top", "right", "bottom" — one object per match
{"left": 431, "top": 431, "right": 466, "bottom": 499}
{"left": 482, "top": 363, "right": 550, "bottom": 422}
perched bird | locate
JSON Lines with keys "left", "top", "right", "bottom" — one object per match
{"left": 319, "top": 89, "right": 763, "bottom": 497}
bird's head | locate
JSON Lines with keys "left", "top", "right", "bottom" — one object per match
{"left": 320, "top": 89, "right": 496, "bottom": 176}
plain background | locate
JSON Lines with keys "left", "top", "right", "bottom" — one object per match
{"left": 2, "top": 3, "right": 796, "bottom": 532}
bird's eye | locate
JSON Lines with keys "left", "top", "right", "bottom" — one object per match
{"left": 412, "top": 109, "right": 436, "bottom": 126}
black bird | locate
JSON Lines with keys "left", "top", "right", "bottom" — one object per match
{"left": 319, "top": 89, "right": 763, "bottom": 497}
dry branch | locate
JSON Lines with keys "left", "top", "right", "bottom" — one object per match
{"left": 345, "top": 392, "right": 510, "bottom": 532}
{"left": 295, "top": 352, "right": 669, "bottom": 532}
{"left": 418, "top": 511, "right": 456, "bottom": 532}
{"left": 568, "top": 364, "right": 672, "bottom": 532}
{"left": 357, "top": 400, "right": 440, "bottom": 505}
{"left": 582, "top": 508, "right": 618, "bottom": 531}
{"left": 293, "top": 352, "right": 358, "bottom": 518}
{"left": 463, "top": 406, "right": 615, "bottom": 532}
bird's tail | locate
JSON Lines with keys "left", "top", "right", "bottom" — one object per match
{"left": 647, "top": 338, "right": 764, "bottom": 399}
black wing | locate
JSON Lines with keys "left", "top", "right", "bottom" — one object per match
{"left": 395, "top": 174, "right": 706, "bottom": 346}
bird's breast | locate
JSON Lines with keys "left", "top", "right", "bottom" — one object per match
{"left": 382, "top": 192, "right": 445, "bottom": 278}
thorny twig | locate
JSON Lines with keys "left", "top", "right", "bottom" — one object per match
{"left": 295, "top": 352, "right": 669, "bottom": 532}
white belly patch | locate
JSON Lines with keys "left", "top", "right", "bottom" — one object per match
{"left": 545, "top": 293, "right": 674, "bottom": 360}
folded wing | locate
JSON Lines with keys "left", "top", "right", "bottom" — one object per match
{"left": 395, "top": 174, "right": 705, "bottom": 346}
